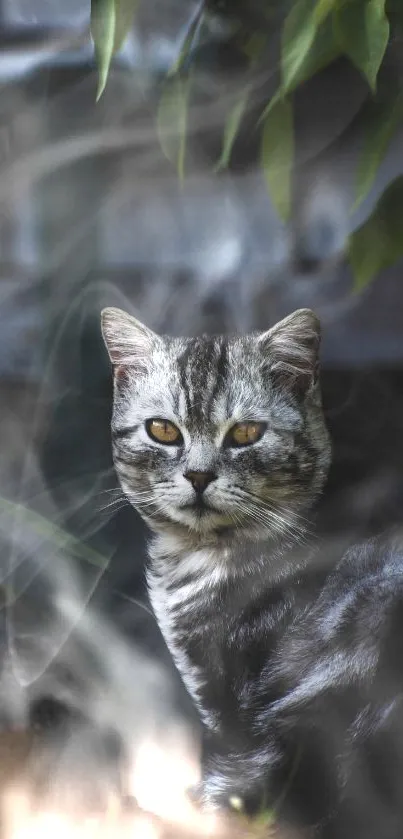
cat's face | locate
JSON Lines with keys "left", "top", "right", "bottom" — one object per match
{"left": 101, "top": 308, "right": 330, "bottom": 541}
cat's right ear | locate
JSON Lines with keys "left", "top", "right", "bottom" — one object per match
{"left": 101, "top": 307, "right": 159, "bottom": 373}
{"left": 258, "top": 308, "right": 321, "bottom": 394}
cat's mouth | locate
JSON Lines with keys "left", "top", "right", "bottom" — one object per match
{"left": 172, "top": 498, "right": 236, "bottom": 533}
{"left": 180, "top": 498, "right": 216, "bottom": 514}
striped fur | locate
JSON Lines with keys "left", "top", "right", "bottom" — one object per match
{"left": 101, "top": 307, "right": 347, "bottom": 824}
{"left": 102, "top": 309, "right": 403, "bottom": 837}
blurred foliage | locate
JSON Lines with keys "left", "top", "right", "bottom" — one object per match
{"left": 91, "top": 0, "right": 138, "bottom": 99}
{"left": 349, "top": 176, "right": 403, "bottom": 289}
{"left": 353, "top": 91, "right": 403, "bottom": 211}
{"left": 157, "top": 75, "right": 190, "bottom": 182}
{"left": 91, "top": 0, "right": 403, "bottom": 289}
{"left": 261, "top": 98, "right": 294, "bottom": 221}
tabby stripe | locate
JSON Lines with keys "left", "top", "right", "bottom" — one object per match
{"left": 178, "top": 343, "right": 194, "bottom": 415}
{"left": 114, "top": 454, "right": 136, "bottom": 467}
{"left": 112, "top": 425, "right": 139, "bottom": 439}
{"left": 207, "top": 339, "right": 228, "bottom": 415}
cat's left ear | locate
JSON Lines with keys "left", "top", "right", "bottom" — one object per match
{"left": 258, "top": 308, "right": 321, "bottom": 392}
{"left": 101, "top": 307, "right": 160, "bottom": 373}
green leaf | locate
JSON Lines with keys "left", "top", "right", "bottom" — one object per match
{"left": 260, "top": 4, "right": 340, "bottom": 126}
{"left": 279, "top": 0, "right": 340, "bottom": 97}
{"left": 91, "top": 0, "right": 138, "bottom": 100}
{"left": 281, "top": 0, "right": 318, "bottom": 93}
{"left": 259, "top": 89, "right": 282, "bottom": 125}
{"left": 292, "top": 11, "right": 340, "bottom": 86}
{"left": 113, "top": 0, "right": 138, "bottom": 53}
{"left": 91, "top": 0, "right": 115, "bottom": 100}
{"left": 354, "top": 92, "right": 403, "bottom": 209}
{"left": 313, "top": 0, "right": 337, "bottom": 25}
{"left": 333, "top": 0, "right": 390, "bottom": 92}
{"left": 157, "top": 76, "right": 190, "bottom": 181}
{"left": 215, "top": 88, "right": 250, "bottom": 170}
{"left": 261, "top": 97, "right": 294, "bottom": 221}
{"left": 348, "top": 175, "right": 403, "bottom": 289}
{"left": 168, "top": 6, "right": 204, "bottom": 77}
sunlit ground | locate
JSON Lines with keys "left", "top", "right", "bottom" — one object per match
{"left": 0, "top": 730, "right": 272, "bottom": 839}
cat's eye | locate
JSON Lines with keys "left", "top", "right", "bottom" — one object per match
{"left": 224, "top": 421, "right": 266, "bottom": 448}
{"left": 146, "top": 418, "right": 183, "bottom": 445}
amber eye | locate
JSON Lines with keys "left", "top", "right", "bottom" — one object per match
{"left": 224, "top": 421, "right": 266, "bottom": 448}
{"left": 146, "top": 418, "right": 183, "bottom": 445}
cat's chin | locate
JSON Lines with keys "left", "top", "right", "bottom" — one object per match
{"left": 170, "top": 505, "right": 235, "bottom": 534}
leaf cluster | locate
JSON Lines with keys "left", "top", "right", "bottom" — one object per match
{"left": 91, "top": 0, "right": 403, "bottom": 289}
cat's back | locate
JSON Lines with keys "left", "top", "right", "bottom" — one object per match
{"left": 251, "top": 537, "right": 403, "bottom": 839}
{"left": 267, "top": 533, "right": 403, "bottom": 719}
{"left": 312, "top": 533, "right": 403, "bottom": 649}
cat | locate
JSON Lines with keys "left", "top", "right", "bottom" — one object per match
{"left": 101, "top": 305, "right": 403, "bottom": 838}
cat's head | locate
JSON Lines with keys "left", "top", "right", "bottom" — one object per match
{"left": 101, "top": 307, "right": 330, "bottom": 542}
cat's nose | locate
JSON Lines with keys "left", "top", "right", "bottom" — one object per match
{"left": 184, "top": 471, "right": 217, "bottom": 494}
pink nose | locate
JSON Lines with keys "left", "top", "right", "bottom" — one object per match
{"left": 184, "top": 471, "right": 217, "bottom": 494}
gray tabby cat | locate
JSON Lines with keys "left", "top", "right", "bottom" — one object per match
{"left": 101, "top": 307, "right": 332, "bottom": 800}
{"left": 102, "top": 307, "right": 403, "bottom": 839}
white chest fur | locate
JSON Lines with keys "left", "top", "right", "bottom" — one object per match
{"left": 147, "top": 542, "right": 229, "bottom": 729}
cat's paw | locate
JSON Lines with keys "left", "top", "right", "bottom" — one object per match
{"left": 192, "top": 772, "right": 268, "bottom": 818}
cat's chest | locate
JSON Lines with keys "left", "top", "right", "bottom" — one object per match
{"left": 148, "top": 546, "right": 228, "bottom": 632}
{"left": 147, "top": 557, "right": 224, "bottom": 656}
{"left": 147, "top": 549, "right": 228, "bottom": 725}
{"left": 148, "top": 567, "right": 213, "bottom": 640}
